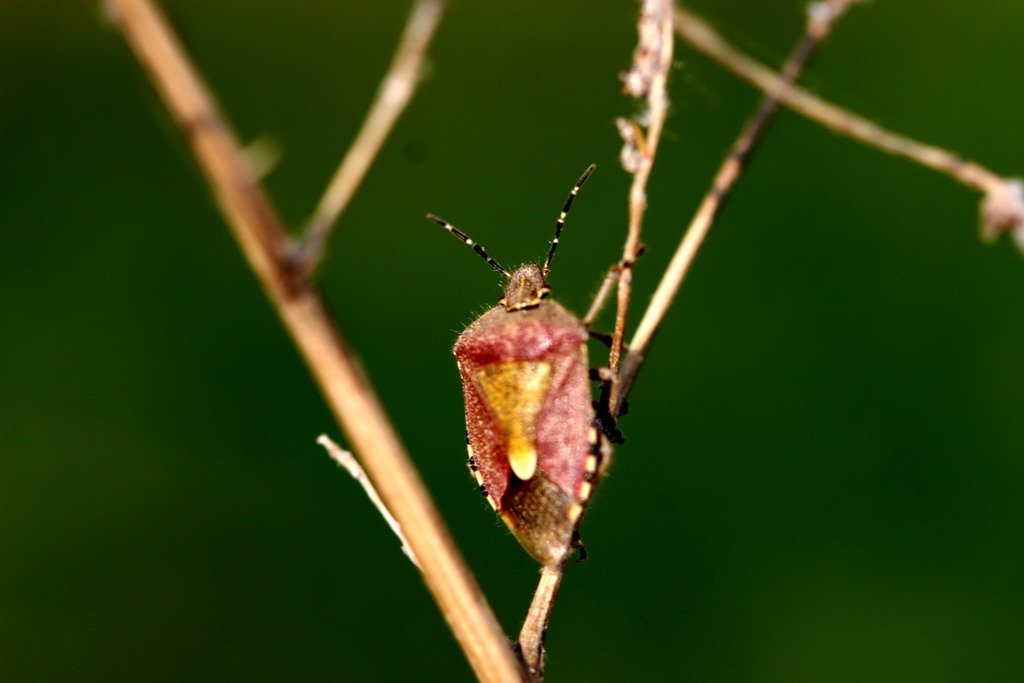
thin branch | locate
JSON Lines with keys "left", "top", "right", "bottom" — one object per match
{"left": 619, "top": 0, "right": 858, "bottom": 405}
{"left": 624, "top": 0, "right": 1024, "bottom": 397}
{"left": 672, "top": 3, "right": 1007, "bottom": 197}
{"left": 609, "top": 0, "right": 674, "bottom": 414}
{"left": 513, "top": 3, "right": 674, "bottom": 679}
{"left": 318, "top": 435, "right": 420, "bottom": 569}
{"left": 582, "top": 262, "right": 623, "bottom": 328}
{"left": 297, "top": 0, "right": 446, "bottom": 272}
{"left": 618, "top": 2, "right": 860, "bottom": 401}
{"left": 673, "top": 2, "right": 1024, "bottom": 248}
{"left": 107, "top": 2, "right": 523, "bottom": 681}
{"left": 516, "top": 563, "right": 566, "bottom": 680}
{"left": 981, "top": 179, "right": 1024, "bottom": 248}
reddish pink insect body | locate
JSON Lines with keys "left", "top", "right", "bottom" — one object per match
{"left": 455, "top": 267, "right": 599, "bottom": 564}
{"left": 429, "top": 166, "right": 609, "bottom": 565}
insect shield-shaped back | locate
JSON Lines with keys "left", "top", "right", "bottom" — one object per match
{"left": 430, "top": 165, "right": 609, "bottom": 566}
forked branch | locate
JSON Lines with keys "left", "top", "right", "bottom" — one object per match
{"left": 517, "top": 563, "right": 567, "bottom": 679}
{"left": 608, "top": 0, "right": 675, "bottom": 414}
{"left": 620, "top": 0, "right": 1024, "bottom": 399}
{"left": 298, "top": 0, "right": 446, "bottom": 271}
{"left": 671, "top": 3, "right": 1024, "bottom": 244}
{"left": 671, "top": 3, "right": 1001, "bottom": 193}
{"left": 107, "top": 1, "right": 524, "bottom": 681}
{"left": 318, "top": 435, "right": 420, "bottom": 569}
{"left": 620, "top": 0, "right": 858, "bottom": 403}
{"left": 517, "top": 0, "right": 675, "bottom": 677}
{"left": 107, "top": 1, "right": 1014, "bottom": 681}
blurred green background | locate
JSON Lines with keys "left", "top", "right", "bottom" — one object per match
{"left": 3, "top": 1, "right": 1024, "bottom": 681}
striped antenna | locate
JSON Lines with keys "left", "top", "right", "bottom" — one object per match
{"left": 543, "top": 164, "right": 595, "bottom": 277}
{"left": 427, "top": 214, "right": 509, "bottom": 277}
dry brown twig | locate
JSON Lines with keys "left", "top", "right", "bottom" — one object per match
{"left": 524, "top": 1, "right": 1020, "bottom": 674}
{"left": 514, "top": 1, "right": 675, "bottom": 677}
{"left": 516, "top": 2, "right": 859, "bottom": 673}
{"left": 620, "top": 0, "right": 859, "bottom": 401}
{"left": 622, "top": 0, "right": 1024, "bottom": 400}
{"left": 516, "top": 564, "right": 566, "bottom": 679}
{"left": 671, "top": 3, "right": 1024, "bottom": 247}
{"left": 106, "top": 1, "right": 526, "bottom": 682}
{"left": 608, "top": 0, "right": 675, "bottom": 415}
{"left": 318, "top": 435, "right": 420, "bottom": 569}
{"left": 518, "top": 0, "right": 855, "bottom": 669}
{"left": 107, "top": 0, "right": 1021, "bottom": 679}
{"left": 298, "top": 0, "right": 445, "bottom": 271}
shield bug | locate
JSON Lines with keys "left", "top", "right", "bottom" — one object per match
{"left": 428, "top": 165, "right": 612, "bottom": 566}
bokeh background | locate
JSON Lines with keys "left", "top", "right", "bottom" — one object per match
{"left": 3, "top": 1, "right": 1024, "bottom": 681}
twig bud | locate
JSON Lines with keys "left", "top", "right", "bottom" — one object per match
{"left": 980, "top": 178, "right": 1024, "bottom": 251}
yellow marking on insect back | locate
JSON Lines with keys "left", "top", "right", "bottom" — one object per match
{"left": 584, "top": 454, "right": 598, "bottom": 474}
{"left": 567, "top": 502, "right": 584, "bottom": 523}
{"left": 477, "top": 360, "right": 552, "bottom": 481}
{"left": 578, "top": 481, "right": 592, "bottom": 501}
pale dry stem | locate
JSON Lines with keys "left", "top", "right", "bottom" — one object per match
{"left": 673, "top": 2, "right": 1024, "bottom": 247}
{"left": 672, "top": 4, "right": 1006, "bottom": 197}
{"left": 107, "top": 2, "right": 523, "bottom": 681}
{"left": 609, "top": 0, "right": 674, "bottom": 414}
{"left": 517, "top": 563, "right": 567, "bottom": 679}
{"left": 515, "top": 2, "right": 674, "bottom": 678}
{"left": 582, "top": 262, "right": 623, "bottom": 328}
{"left": 622, "top": 1, "right": 857, "bottom": 398}
{"left": 318, "top": 435, "right": 420, "bottom": 569}
{"left": 298, "top": 0, "right": 446, "bottom": 271}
